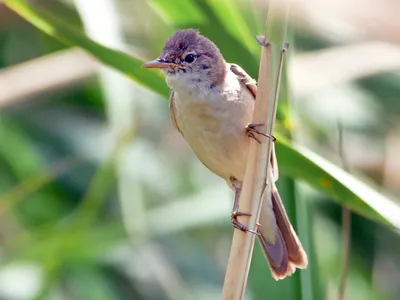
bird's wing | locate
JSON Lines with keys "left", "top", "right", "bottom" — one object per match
{"left": 169, "top": 88, "right": 182, "bottom": 134}
{"left": 230, "top": 63, "right": 257, "bottom": 98}
{"left": 230, "top": 63, "right": 279, "bottom": 181}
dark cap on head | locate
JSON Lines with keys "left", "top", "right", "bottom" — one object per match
{"left": 143, "top": 29, "right": 227, "bottom": 86}
{"left": 160, "top": 29, "right": 224, "bottom": 64}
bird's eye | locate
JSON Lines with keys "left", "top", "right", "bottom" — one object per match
{"left": 184, "top": 53, "right": 196, "bottom": 63}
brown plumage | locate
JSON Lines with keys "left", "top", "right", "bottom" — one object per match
{"left": 143, "top": 29, "right": 307, "bottom": 280}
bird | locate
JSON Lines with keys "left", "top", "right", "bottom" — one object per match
{"left": 142, "top": 29, "right": 307, "bottom": 280}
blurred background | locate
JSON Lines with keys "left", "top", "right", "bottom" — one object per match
{"left": 0, "top": 0, "right": 400, "bottom": 299}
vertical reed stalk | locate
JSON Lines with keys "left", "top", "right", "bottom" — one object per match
{"left": 221, "top": 1, "right": 290, "bottom": 299}
{"left": 338, "top": 122, "right": 351, "bottom": 300}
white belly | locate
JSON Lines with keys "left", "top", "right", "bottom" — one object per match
{"left": 173, "top": 86, "right": 254, "bottom": 182}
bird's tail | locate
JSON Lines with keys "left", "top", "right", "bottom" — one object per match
{"left": 257, "top": 181, "right": 308, "bottom": 280}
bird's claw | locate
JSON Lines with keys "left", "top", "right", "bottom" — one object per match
{"left": 245, "top": 123, "right": 276, "bottom": 144}
{"left": 231, "top": 211, "right": 260, "bottom": 235}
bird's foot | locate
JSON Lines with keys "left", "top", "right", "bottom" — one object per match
{"left": 245, "top": 123, "right": 276, "bottom": 144}
{"left": 231, "top": 211, "right": 260, "bottom": 235}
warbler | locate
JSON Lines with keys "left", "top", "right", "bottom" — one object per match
{"left": 143, "top": 29, "right": 307, "bottom": 279}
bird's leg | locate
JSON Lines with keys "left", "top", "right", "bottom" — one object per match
{"left": 230, "top": 178, "right": 259, "bottom": 235}
{"left": 246, "top": 123, "right": 276, "bottom": 144}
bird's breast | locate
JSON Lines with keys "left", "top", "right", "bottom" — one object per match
{"left": 172, "top": 86, "right": 254, "bottom": 181}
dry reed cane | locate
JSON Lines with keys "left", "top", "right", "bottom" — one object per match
{"left": 221, "top": 1, "right": 290, "bottom": 299}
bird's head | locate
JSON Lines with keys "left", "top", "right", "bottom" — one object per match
{"left": 143, "top": 29, "right": 226, "bottom": 89}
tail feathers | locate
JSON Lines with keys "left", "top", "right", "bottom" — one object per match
{"left": 258, "top": 227, "right": 296, "bottom": 280}
{"left": 257, "top": 183, "right": 308, "bottom": 280}
{"left": 271, "top": 186, "right": 308, "bottom": 268}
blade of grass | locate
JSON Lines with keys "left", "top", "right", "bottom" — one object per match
{"left": 282, "top": 142, "right": 400, "bottom": 230}
{"left": 149, "top": 0, "right": 205, "bottom": 26}
{"left": 2, "top": 221, "right": 125, "bottom": 266}
{"left": 0, "top": 118, "right": 73, "bottom": 225}
{"left": 0, "top": 156, "right": 79, "bottom": 215}
{"left": 0, "top": 48, "right": 97, "bottom": 109}
{"left": 337, "top": 121, "right": 351, "bottom": 300}
{"left": 75, "top": 125, "right": 137, "bottom": 224}
{"left": 203, "top": 0, "right": 259, "bottom": 56}
{"left": 3, "top": 0, "right": 168, "bottom": 96}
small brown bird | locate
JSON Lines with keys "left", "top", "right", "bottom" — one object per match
{"left": 143, "top": 29, "right": 307, "bottom": 279}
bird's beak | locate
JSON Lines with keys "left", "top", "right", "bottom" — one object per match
{"left": 142, "top": 59, "right": 177, "bottom": 69}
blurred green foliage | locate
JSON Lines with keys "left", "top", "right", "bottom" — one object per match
{"left": 0, "top": 0, "right": 399, "bottom": 299}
